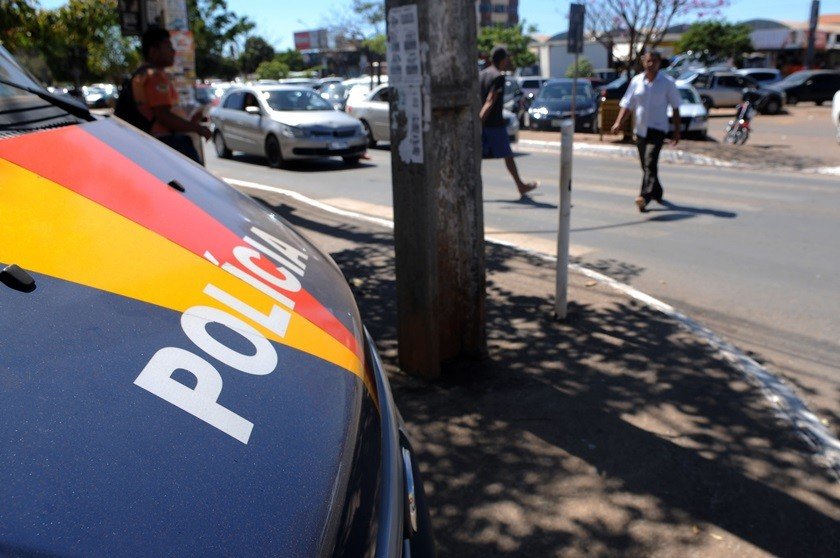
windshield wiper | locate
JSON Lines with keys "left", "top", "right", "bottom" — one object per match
{"left": 0, "top": 77, "right": 94, "bottom": 122}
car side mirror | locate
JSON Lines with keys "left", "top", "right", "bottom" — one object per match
{"left": 245, "top": 105, "right": 260, "bottom": 115}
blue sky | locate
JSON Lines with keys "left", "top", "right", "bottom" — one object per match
{"left": 40, "top": 0, "right": 840, "bottom": 50}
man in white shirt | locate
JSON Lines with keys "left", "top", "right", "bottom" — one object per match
{"left": 611, "top": 51, "right": 682, "bottom": 212}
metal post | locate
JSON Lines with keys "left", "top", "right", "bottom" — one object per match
{"left": 555, "top": 120, "right": 573, "bottom": 319}
{"left": 805, "top": 0, "right": 820, "bottom": 69}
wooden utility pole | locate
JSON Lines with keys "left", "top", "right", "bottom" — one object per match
{"left": 385, "top": 0, "right": 486, "bottom": 379}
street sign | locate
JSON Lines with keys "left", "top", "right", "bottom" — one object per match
{"left": 567, "top": 3, "right": 585, "bottom": 54}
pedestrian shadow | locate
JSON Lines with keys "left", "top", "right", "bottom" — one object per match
{"left": 647, "top": 200, "right": 738, "bottom": 218}
{"left": 484, "top": 195, "right": 558, "bottom": 209}
{"left": 227, "top": 153, "right": 375, "bottom": 172}
{"left": 251, "top": 193, "right": 840, "bottom": 557}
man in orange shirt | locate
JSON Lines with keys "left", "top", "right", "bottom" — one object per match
{"left": 132, "top": 27, "right": 210, "bottom": 163}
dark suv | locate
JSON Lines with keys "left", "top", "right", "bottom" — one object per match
{"left": 770, "top": 70, "right": 840, "bottom": 105}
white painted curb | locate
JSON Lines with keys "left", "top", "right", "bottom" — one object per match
{"left": 225, "top": 176, "right": 840, "bottom": 481}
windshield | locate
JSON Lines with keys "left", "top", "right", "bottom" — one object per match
{"left": 1, "top": 46, "right": 84, "bottom": 132}
{"left": 263, "top": 89, "right": 335, "bottom": 111}
{"left": 678, "top": 87, "right": 700, "bottom": 104}
{"left": 778, "top": 71, "right": 809, "bottom": 85}
{"left": 320, "top": 84, "right": 347, "bottom": 99}
{"left": 538, "top": 82, "right": 594, "bottom": 101}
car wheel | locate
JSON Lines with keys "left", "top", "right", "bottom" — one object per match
{"left": 265, "top": 134, "right": 284, "bottom": 169}
{"left": 343, "top": 155, "right": 362, "bottom": 166}
{"left": 213, "top": 131, "right": 231, "bottom": 158}
{"left": 815, "top": 100, "right": 824, "bottom": 106}
{"left": 701, "top": 96, "right": 713, "bottom": 111}
{"left": 361, "top": 120, "right": 376, "bottom": 148}
{"left": 787, "top": 94, "right": 798, "bottom": 105}
{"left": 763, "top": 99, "right": 780, "bottom": 115}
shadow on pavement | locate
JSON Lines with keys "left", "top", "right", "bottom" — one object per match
{"left": 257, "top": 196, "right": 840, "bottom": 557}
{"left": 227, "top": 153, "right": 375, "bottom": 173}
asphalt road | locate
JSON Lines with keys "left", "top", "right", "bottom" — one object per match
{"left": 204, "top": 142, "right": 840, "bottom": 432}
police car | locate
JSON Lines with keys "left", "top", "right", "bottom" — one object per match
{"left": 0, "top": 45, "right": 433, "bottom": 556}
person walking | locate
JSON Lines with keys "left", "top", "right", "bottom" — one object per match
{"left": 611, "top": 51, "right": 681, "bottom": 212}
{"left": 480, "top": 47, "right": 538, "bottom": 198}
{"left": 121, "top": 26, "right": 211, "bottom": 163}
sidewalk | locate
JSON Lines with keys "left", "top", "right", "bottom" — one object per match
{"left": 246, "top": 188, "right": 840, "bottom": 557}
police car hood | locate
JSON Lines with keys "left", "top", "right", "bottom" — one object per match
{"left": 0, "top": 118, "right": 380, "bottom": 555}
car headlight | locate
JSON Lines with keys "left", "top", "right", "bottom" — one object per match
{"left": 280, "top": 124, "right": 308, "bottom": 138}
{"left": 578, "top": 106, "right": 597, "bottom": 116}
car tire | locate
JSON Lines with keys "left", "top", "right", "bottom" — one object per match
{"left": 701, "top": 95, "right": 713, "bottom": 111}
{"left": 342, "top": 155, "right": 362, "bottom": 166}
{"left": 361, "top": 120, "right": 376, "bottom": 148}
{"left": 213, "top": 131, "right": 231, "bottom": 158}
{"left": 816, "top": 100, "right": 824, "bottom": 106}
{"left": 787, "top": 94, "right": 798, "bottom": 105}
{"left": 265, "top": 134, "right": 284, "bottom": 169}
{"left": 762, "top": 98, "right": 780, "bottom": 115}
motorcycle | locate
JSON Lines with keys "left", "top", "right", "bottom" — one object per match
{"left": 724, "top": 89, "right": 765, "bottom": 145}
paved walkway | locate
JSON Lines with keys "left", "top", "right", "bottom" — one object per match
{"left": 237, "top": 184, "right": 839, "bottom": 558}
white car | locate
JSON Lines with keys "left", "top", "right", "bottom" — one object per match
{"left": 210, "top": 85, "right": 368, "bottom": 167}
{"left": 346, "top": 83, "right": 519, "bottom": 146}
{"left": 833, "top": 89, "right": 840, "bottom": 143}
{"left": 667, "top": 84, "right": 708, "bottom": 140}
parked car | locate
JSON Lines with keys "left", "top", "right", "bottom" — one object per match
{"left": 669, "top": 84, "right": 708, "bottom": 139}
{"left": 346, "top": 83, "right": 518, "bottom": 146}
{"left": 599, "top": 73, "right": 630, "bottom": 100}
{"left": 0, "top": 44, "right": 433, "bottom": 556}
{"left": 318, "top": 82, "right": 350, "bottom": 111}
{"left": 193, "top": 84, "right": 221, "bottom": 106}
{"left": 83, "top": 84, "right": 118, "bottom": 109}
{"left": 503, "top": 77, "right": 526, "bottom": 122}
{"left": 678, "top": 71, "right": 784, "bottom": 114}
{"left": 832, "top": 89, "right": 840, "bottom": 143}
{"left": 736, "top": 68, "right": 782, "bottom": 86}
{"left": 210, "top": 85, "right": 368, "bottom": 167}
{"left": 524, "top": 78, "right": 598, "bottom": 132}
{"left": 769, "top": 70, "right": 840, "bottom": 105}
{"left": 516, "top": 76, "right": 549, "bottom": 99}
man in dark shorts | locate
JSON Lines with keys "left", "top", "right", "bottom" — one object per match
{"left": 479, "top": 47, "right": 538, "bottom": 198}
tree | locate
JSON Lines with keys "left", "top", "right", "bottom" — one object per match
{"left": 187, "top": 0, "right": 254, "bottom": 78}
{"left": 676, "top": 20, "right": 752, "bottom": 64}
{"left": 255, "top": 59, "right": 289, "bottom": 80}
{"left": 585, "top": 0, "right": 729, "bottom": 74}
{"left": 478, "top": 23, "right": 537, "bottom": 69}
{"left": 566, "top": 56, "right": 594, "bottom": 78}
{"left": 274, "top": 49, "right": 306, "bottom": 72}
{"left": 0, "top": 0, "right": 39, "bottom": 52}
{"left": 238, "top": 36, "right": 275, "bottom": 74}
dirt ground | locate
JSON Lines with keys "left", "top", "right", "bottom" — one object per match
{"left": 521, "top": 103, "right": 840, "bottom": 170}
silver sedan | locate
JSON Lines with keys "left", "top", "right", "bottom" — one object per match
{"left": 210, "top": 85, "right": 368, "bottom": 167}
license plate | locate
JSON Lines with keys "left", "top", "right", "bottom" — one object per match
{"left": 329, "top": 141, "right": 348, "bottom": 150}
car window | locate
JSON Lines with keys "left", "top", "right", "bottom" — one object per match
{"left": 678, "top": 88, "right": 700, "bottom": 104}
{"left": 522, "top": 79, "right": 543, "bottom": 89}
{"left": 752, "top": 72, "right": 773, "bottom": 81}
{"left": 264, "top": 89, "right": 334, "bottom": 111}
{"left": 371, "top": 87, "right": 390, "bottom": 103}
{"left": 716, "top": 75, "right": 736, "bottom": 87}
{"left": 693, "top": 74, "right": 711, "bottom": 88}
{"left": 242, "top": 93, "right": 260, "bottom": 111}
{"left": 223, "top": 91, "right": 244, "bottom": 110}
{"left": 538, "top": 81, "right": 594, "bottom": 101}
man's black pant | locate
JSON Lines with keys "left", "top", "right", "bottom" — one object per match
{"left": 636, "top": 128, "right": 666, "bottom": 202}
{"left": 158, "top": 133, "right": 203, "bottom": 165}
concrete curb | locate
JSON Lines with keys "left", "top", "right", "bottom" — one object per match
{"left": 225, "top": 176, "right": 840, "bottom": 482}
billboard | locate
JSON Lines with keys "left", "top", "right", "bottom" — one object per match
{"left": 294, "top": 29, "right": 329, "bottom": 51}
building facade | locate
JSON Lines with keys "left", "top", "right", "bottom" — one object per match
{"left": 476, "top": 0, "right": 519, "bottom": 28}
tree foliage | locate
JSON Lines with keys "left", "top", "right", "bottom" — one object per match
{"left": 478, "top": 24, "right": 537, "bottom": 69}
{"left": 187, "top": 0, "right": 254, "bottom": 78}
{"left": 0, "top": 0, "right": 39, "bottom": 51}
{"left": 675, "top": 20, "right": 752, "bottom": 62}
{"left": 585, "top": 0, "right": 729, "bottom": 73}
{"left": 239, "top": 36, "right": 275, "bottom": 74}
{"left": 566, "top": 56, "right": 594, "bottom": 78}
{"left": 255, "top": 59, "right": 289, "bottom": 80}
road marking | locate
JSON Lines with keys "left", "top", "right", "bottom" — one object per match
{"left": 224, "top": 175, "right": 840, "bottom": 481}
